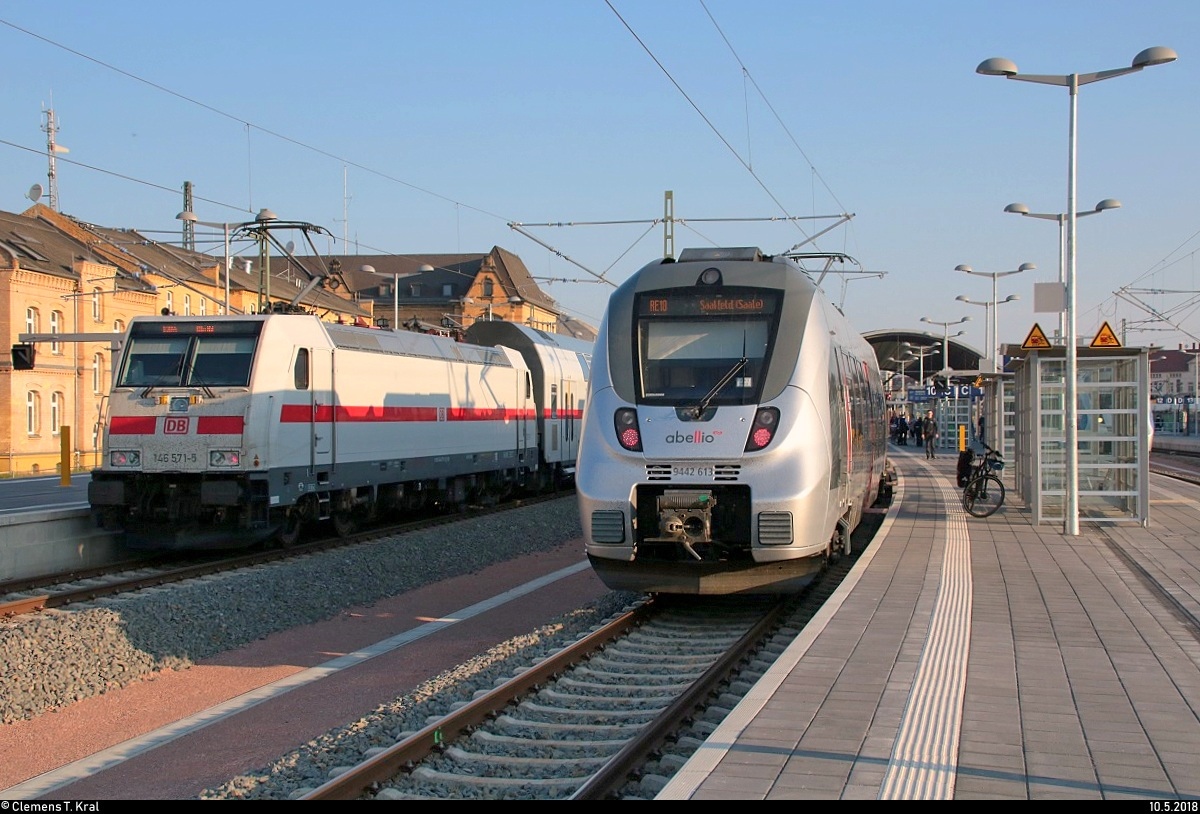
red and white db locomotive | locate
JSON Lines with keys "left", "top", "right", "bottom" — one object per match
{"left": 88, "top": 315, "right": 591, "bottom": 549}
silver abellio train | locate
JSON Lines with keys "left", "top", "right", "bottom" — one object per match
{"left": 88, "top": 315, "right": 591, "bottom": 550}
{"left": 576, "top": 247, "right": 887, "bottom": 595}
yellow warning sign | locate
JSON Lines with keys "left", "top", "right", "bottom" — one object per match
{"left": 1090, "top": 321, "right": 1122, "bottom": 348}
{"left": 1022, "top": 323, "right": 1052, "bottom": 350}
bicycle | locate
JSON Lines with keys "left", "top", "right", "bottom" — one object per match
{"left": 961, "top": 443, "right": 1006, "bottom": 518}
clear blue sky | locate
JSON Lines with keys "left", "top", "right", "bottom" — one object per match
{"left": 3, "top": 1, "right": 1198, "bottom": 358}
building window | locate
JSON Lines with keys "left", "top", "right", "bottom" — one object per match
{"left": 26, "top": 391, "right": 40, "bottom": 435}
{"left": 50, "top": 310, "right": 62, "bottom": 354}
{"left": 26, "top": 307, "right": 38, "bottom": 336}
{"left": 92, "top": 288, "right": 103, "bottom": 322}
{"left": 51, "top": 391, "right": 62, "bottom": 435}
{"left": 483, "top": 277, "right": 494, "bottom": 297}
{"left": 199, "top": 297, "right": 207, "bottom": 316}
{"left": 92, "top": 353, "right": 104, "bottom": 394}
{"left": 442, "top": 283, "right": 454, "bottom": 297}
{"left": 113, "top": 319, "right": 124, "bottom": 334}
{"left": 166, "top": 291, "right": 173, "bottom": 314}
{"left": 184, "top": 294, "right": 192, "bottom": 316}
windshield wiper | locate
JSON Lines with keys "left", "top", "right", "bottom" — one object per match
{"left": 688, "top": 356, "right": 747, "bottom": 419}
{"left": 687, "top": 329, "right": 751, "bottom": 420}
{"left": 184, "top": 365, "right": 217, "bottom": 399}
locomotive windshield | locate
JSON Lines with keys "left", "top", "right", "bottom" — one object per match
{"left": 117, "top": 321, "right": 263, "bottom": 389}
{"left": 634, "top": 287, "right": 779, "bottom": 406}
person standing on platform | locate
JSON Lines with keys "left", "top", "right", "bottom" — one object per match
{"left": 923, "top": 409, "right": 939, "bottom": 459}
{"left": 910, "top": 412, "right": 922, "bottom": 446}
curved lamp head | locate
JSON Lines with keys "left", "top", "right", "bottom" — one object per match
{"left": 976, "top": 57, "right": 1018, "bottom": 77}
{"left": 980, "top": 47, "right": 1175, "bottom": 79}
{"left": 1133, "top": 47, "right": 1178, "bottom": 68}
{"left": 176, "top": 210, "right": 197, "bottom": 223}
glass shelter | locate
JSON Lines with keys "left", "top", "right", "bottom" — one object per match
{"left": 1008, "top": 346, "right": 1151, "bottom": 526}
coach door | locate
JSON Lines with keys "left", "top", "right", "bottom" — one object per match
{"left": 311, "top": 347, "right": 334, "bottom": 469}
{"left": 518, "top": 370, "right": 531, "bottom": 460}
{"left": 561, "top": 382, "right": 577, "bottom": 462}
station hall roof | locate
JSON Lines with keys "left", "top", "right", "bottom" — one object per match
{"left": 865, "top": 329, "right": 983, "bottom": 380}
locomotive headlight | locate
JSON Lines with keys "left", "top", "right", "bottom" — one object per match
{"left": 744, "top": 407, "right": 780, "bottom": 451}
{"left": 614, "top": 407, "right": 642, "bottom": 451}
{"left": 109, "top": 450, "right": 141, "bottom": 467}
{"left": 209, "top": 450, "right": 242, "bottom": 467}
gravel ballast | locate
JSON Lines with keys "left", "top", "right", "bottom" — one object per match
{"left": 0, "top": 498, "right": 604, "bottom": 726}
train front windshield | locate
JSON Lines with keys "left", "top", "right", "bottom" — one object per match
{"left": 635, "top": 288, "right": 779, "bottom": 406}
{"left": 117, "top": 321, "right": 263, "bottom": 389}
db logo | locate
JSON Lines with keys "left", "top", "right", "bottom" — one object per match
{"left": 164, "top": 417, "right": 190, "bottom": 435}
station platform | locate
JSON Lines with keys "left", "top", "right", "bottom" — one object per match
{"left": 658, "top": 443, "right": 1200, "bottom": 801}
{"left": 1153, "top": 434, "right": 1200, "bottom": 456}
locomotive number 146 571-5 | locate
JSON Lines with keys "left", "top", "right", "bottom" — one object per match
{"left": 153, "top": 452, "right": 198, "bottom": 464}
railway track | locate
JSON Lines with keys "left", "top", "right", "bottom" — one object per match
{"left": 294, "top": 546, "right": 866, "bottom": 801}
{"left": 1150, "top": 450, "right": 1200, "bottom": 485}
{"left": 0, "top": 491, "right": 569, "bottom": 620}
{"left": 300, "top": 595, "right": 786, "bottom": 800}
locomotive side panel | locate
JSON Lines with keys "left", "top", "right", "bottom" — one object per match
{"left": 89, "top": 315, "right": 554, "bottom": 550}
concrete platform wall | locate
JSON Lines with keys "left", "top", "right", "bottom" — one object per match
{"left": 0, "top": 508, "right": 124, "bottom": 581}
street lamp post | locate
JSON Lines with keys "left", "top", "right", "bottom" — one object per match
{"left": 367, "top": 265, "right": 404, "bottom": 331}
{"left": 176, "top": 210, "right": 236, "bottom": 313}
{"left": 902, "top": 341, "right": 938, "bottom": 388}
{"left": 955, "top": 293, "right": 1021, "bottom": 370}
{"left": 920, "top": 316, "right": 971, "bottom": 379}
{"left": 888, "top": 355, "right": 914, "bottom": 394}
{"left": 977, "top": 46, "right": 1176, "bottom": 536}
{"left": 954, "top": 263, "right": 1034, "bottom": 372}
{"left": 1003, "top": 201, "right": 1119, "bottom": 343}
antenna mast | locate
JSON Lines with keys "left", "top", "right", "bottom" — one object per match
{"left": 181, "top": 181, "right": 195, "bottom": 250}
{"left": 42, "top": 108, "right": 68, "bottom": 211}
{"left": 338, "top": 165, "right": 350, "bottom": 251}
{"left": 664, "top": 190, "right": 674, "bottom": 260}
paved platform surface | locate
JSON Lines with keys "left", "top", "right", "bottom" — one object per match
{"left": 658, "top": 444, "right": 1200, "bottom": 800}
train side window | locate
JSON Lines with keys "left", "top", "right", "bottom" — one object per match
{"left": 551, "top": 384, "right": 558, "bottom": 419}
{"left": 294, "top": 348, "right": 310, "bottom": 390}
{"left": 526, "top": 372, "right": 532, "bottom": 400}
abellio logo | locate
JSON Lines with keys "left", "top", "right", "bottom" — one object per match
{"left": 666, "top": 430, "right": 721, "bottom": 444}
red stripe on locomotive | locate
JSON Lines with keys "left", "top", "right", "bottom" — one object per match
{"left": 197, "top": 416, "right": 245, "bottom": 434}
{"left": 108, "top": 416, "right": 158, "bottom": 435}
{"left": 278, "top": 405, "right": 539, "bottom": 422}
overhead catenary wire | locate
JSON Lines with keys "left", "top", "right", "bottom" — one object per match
{"left": 4, "top": 8, "right": 862, "bottom": 316}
